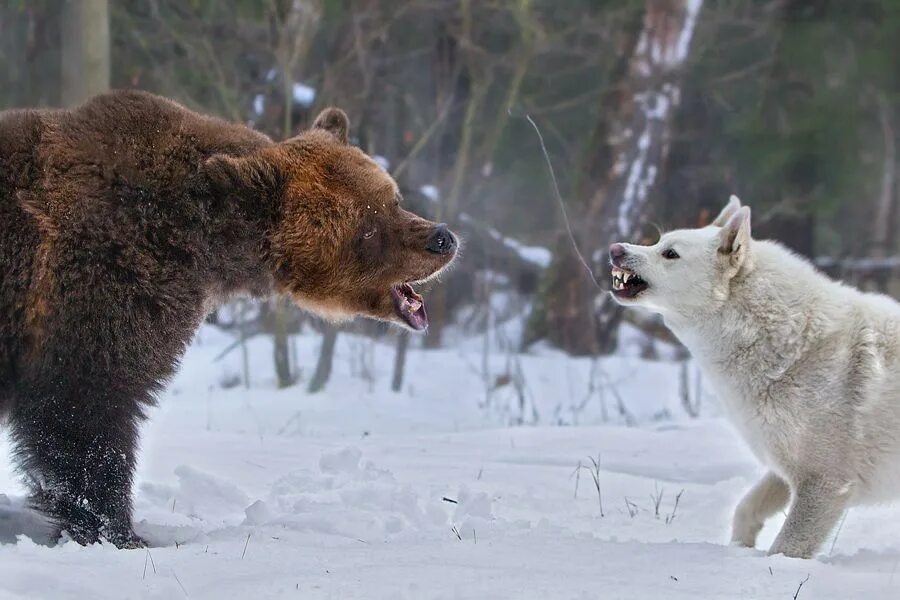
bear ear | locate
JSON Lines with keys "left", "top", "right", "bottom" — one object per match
{"left": 712, "top": 195, "right": 742, "bottom": 226}
{"left": 203, "top": 154, "right": 281, "bottom": 196}
{"left": 311, "top": 107, "right": 350, "bottom": 144}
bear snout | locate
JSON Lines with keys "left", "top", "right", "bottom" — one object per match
{"left": 425, "top": 223, "right": 457, "bottom": 256}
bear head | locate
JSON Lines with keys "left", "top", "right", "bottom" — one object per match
{"left": 204, "top": 108, "right": 458, "bottom": 332}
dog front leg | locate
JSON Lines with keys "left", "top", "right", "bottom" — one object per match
{"left": 731, "top": 470, "right": 790, "bottom": 548}
{"left": 768, "top": 475, "right": 850, "bottom": 559}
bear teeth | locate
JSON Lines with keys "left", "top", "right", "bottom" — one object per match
{"left": 399, "top": 299, "right": 422, "bottom": 314}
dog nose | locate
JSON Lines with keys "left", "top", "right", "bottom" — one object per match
{"left": 426, "top": 223, "right": 457, "bottom": 255}
{"left": 609, "top": 243, "right": 627, "bottom": 261}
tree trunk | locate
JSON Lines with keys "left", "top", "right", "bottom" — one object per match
{"left": 61, "top": 0, "right": 109, "bottom": 107}
{"left": 869, "top": 92, "right": 897, "bottom": 293}
{"left": 523, "top": 246, "right": 600, "bottom": 354}
{"left": 271, "top": 300, "right": 294, "bottom": 388}
{"left": 526, "top": 0, "right": 704, "bottom": 355}
{"left": 391, "top": 331, "right": 410, "bottom": 392}
{"left": 424, "top": 0, "right": 489, "bottom": 349}
{"left": 308, "top": 323, "right": 339, "bottom": 393}
{"left": 590, "top": 0, "right": 704, "bottom": 352}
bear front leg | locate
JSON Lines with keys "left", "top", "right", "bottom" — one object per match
{"left": 768, "top": 474, "right": 850, "bottom": 559}
{"left": 731, "top": 470, "right": 791, "bottom": 549}
{"left": 10, "top": 381, "right": 145, "bottom": 548}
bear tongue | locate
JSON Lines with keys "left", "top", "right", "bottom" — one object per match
{"left": 391, "top": 284, "right": 428, "bottom": 331}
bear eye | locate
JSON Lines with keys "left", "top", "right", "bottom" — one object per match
{"left": 662, "top": 248, "right": 680, "bottom": 260}
{"left": 363, "top": 228, "right": 377, "bottom": 240}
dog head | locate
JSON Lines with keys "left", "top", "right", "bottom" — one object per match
{"left": 608, "top": 195, "right": 752, "bottom": 316}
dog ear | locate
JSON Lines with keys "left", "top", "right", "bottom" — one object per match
{"left": 718, "top": 206, "right": 751, "bottom": 269}
{"left": 312, "top": 107, "right": 350, "bottom": 144}
{"left": 712, "top": 195, "right": 742, "bottom": 226}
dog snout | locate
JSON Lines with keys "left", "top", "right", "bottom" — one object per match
{"left": 609, "top": 243, "right": 627, "bottom": 263}
{"left": 425, "top": 223, "right": 457, "bottom": 256}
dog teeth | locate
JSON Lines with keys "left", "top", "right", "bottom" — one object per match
{"left": 611, "top": 266, "right": 643, "bottom": 292}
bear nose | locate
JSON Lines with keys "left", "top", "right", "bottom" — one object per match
{"left": 609, "top": 243, "right": 627, "bottom": 261}
{"left": 426, "top": 223, "right": 457, "bottom": 255}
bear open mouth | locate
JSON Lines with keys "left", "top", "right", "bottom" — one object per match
{"left": 390, "top": 283, "right": 428, "bottom": 331}
{"left": 611, "top": 266, "right": 649, "bottom": 299}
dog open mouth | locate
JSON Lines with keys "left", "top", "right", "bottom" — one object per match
{"left": 391, "top": 283, "right": 428, "bottom": 331}
{"left": 611, "top": 266, "right": 648, "bottom": 299}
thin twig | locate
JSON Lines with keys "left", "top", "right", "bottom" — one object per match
{"left": 241, "top": 532, "right": 251, "bottom": 559}
{"left": 793, "top": 574, "right": 810, "bottom": 600}
{"left": 666, "top": 489, "right": 684, "bottom": 525}
{"left": 828, "top": 510, "right": 848, "bottom": 555}
{"left": 624, "top": 496, "right": 639, "bottom": 518}
{"left": 651, "top": 482, "right": 664, "bottom": 519}
{"left": 586, "top": 454, "right": 605, "bottom": 517}
{"left": 512, "top": 111, "right": 603, "bottom": 290}
{"left": 571, "top": 460, "right": 583, "bottom": 499}
{"left": 173, "top": 570, "right": 190, "bottom": 598}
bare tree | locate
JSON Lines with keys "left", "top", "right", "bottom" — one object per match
{"left": 527, "top": 0, "right": 704, "bottom": 355}
{"left": 61, "top": 0, "right": 110, "bottom": 106}
{"left": 308, "top": 322, "right": 339, "bottom": 394}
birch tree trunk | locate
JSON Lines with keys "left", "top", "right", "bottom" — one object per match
{"left": 527, "top": 0, "right": 703, "bottom": 355}
{"left": 589, "top": 0, "right": 704, "bottom": 352}
{"left": 869, "top": 92, "right": 897, "bottom": 293}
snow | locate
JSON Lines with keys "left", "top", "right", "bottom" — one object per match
{"left": 415, "top": 189, "right": 551, "bottom": 268}
{"left": 373, "top": 155, "right": 390, "bottom": 171}
{"left": 291, "top": 83, "right": 316, "bottom": 108}
{"left": 251, "top": 80, "right": 316, "bottom": 119}
{"left": 1, "top": 324, "right": 900, "bottom": 598}
{"left": 252, "top": 94, "right": 265, "bottom": 117}
{"left": 419, "top": 184, "right": 440, "bottom": 202}
{"left": 475, "top": 217, "right": 552, "bottom": 269}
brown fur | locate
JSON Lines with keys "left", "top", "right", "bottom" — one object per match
{"left": 0, "top": 90, "right": 456, "bottom": 546}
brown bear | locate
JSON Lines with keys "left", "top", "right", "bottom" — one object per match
{"left": 0, "top": 90, "right": 457, "bottom": 547}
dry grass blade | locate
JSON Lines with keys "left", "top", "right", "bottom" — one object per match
{"left": 586, "top": 454, "right": 604, "bottom": 517}
{"left": 241, "top": 532, "right": 252, "bottom": 559}
{"left": 793, "top": 574, "right": 811, "bottom": 600}
{"left": 666, "top": 489, "right": 684, "bottom": 525}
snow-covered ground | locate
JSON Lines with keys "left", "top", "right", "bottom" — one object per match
{"left": 1, "top": 324, "right": 900, "bottom": 599}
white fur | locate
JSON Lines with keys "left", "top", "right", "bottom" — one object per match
{"left": 611, "top": 196, "right": 900, "bottom": 558}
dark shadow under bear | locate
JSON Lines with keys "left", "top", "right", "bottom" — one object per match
{"left": 0, "top": 90, "right": 457, "bottom": 547}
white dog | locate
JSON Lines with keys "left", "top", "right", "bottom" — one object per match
{"left": 609, "top": 196, "right": 900, "bottom": 558}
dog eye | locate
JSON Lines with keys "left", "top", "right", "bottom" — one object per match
{"left": 662, "top": 248, "right": 680, "bottom": 260}
{"left": 363, "top": 228, "right": 377, "bottom": 240}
